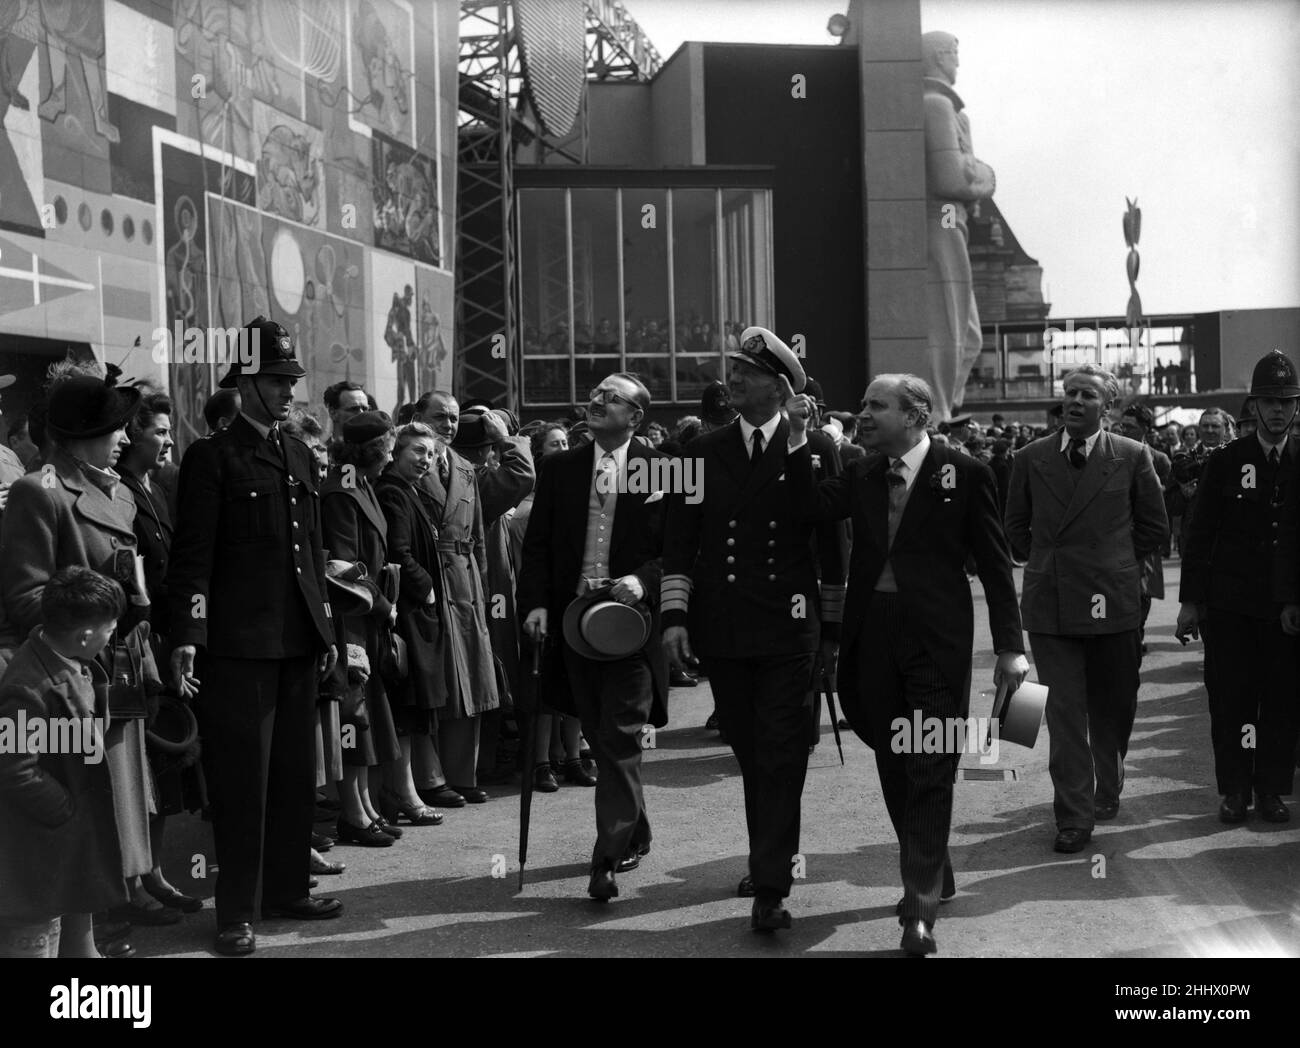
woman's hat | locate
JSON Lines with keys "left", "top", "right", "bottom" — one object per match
{"left": 562, "top": 585, "right": 652, "bottom": 661}
{"left": 342, "top": 410, "right": 394, "bottom": 445}
{"left": 325, "top": 559, "right": 376, "bottom": 615}
{"left": 45, "top": 375, "right": 142, "bottom": 439}
{"left": 145, "top": 694, "right": 200, "bottom": 755}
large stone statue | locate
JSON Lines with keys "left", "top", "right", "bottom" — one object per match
{"left": 923, "top": 31, "right": 995, "bottom": 421}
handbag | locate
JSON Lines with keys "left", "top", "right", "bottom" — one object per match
{"left": 378, "top": 563, "right": 409, "bottom": 682}
{"left": 102, "top": 628, "right": 149, "bottom": 720}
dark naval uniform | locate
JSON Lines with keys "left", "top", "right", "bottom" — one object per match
{"left": 166, "top": 321, "right": 334, "bottom": 929}
{"left": 1181, "top": 352, "right": 1300, "bottom": 818}
{"left": 662, "top": 415, "right": 846, "bottom": 902}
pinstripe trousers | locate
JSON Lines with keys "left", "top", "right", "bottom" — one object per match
{"left": 861, "top": 592, "right": 959, "bottom": 925}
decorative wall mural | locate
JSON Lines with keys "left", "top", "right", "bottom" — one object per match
{"left": 0, "top": 1, "right": 451, "bottom": 452}
{"left": 253, "top": 99, "right": 323, "bottom": 227}
{"left": 371, "top": 130, "right": 438, "bottom": 265}
{"left": 347, "top": 0, "right": 413, "bottom": 146}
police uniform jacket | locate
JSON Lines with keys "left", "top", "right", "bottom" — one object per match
{"left": 166, "top": 415, "right": 332, "bottom": 659}
{"left": 1180, "top": 436, "right": 1296, "bottom": 618}
{"left": 661, "top": 419, "right": 846, "bottom": 657}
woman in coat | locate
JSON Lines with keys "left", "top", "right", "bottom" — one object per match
{"left": 118, "top": 389, "right": 203, "bottom": 914}
{"left": 322, "top": 412, "right": 441, "bottom": 844}
{"left": 374, "top": 423, "right": 464, "bottom": 806}
{"left": 0, "top": 375, "right": 175, "bottom": 944}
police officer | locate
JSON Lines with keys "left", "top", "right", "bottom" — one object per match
{"left": 167, "top": 317, "right": 339, "bottom": 956}
{"left": 1177, "top": 350, "right": 1300, "bottom": 824}
{"left": 662, "top": 327, "right": 846, "bottom": 934}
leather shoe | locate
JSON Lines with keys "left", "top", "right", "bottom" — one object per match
{"left": 1256, "top": 792, "right": 1289, "bottom": 823}
{"left": 373, "top": 817, "right": 403, "bottom": 839}
{"left": 261, "top": 896, "right": 343, "bottom": 920}
{"left": 214, "top": 922, "right": 255, "bottom": 956}
{"left": 533, "top": 763, "right": 559, "bottom": 793}
{"left": 1219, "top": 792, "right": 1249, "bottom": 824}
{"left": 449, "top": 784, "right": 488, "bottom": 804}
{"left": 419, "top": 785, "right": 467, "bottom": 808}
{"left": 1095, "top": 800, "right": 1120, "bottom": 821}
{"left": 615, "top": 841, "right": 651, "bottom": 873}
{"left": 704, "top": 711, "right": 720, "bottom": 731}
{"left": 111, "top": 901, "right": 183, "bottom": 926}
{"left": 736, "top": 874, "right": 756, "bottom": 898}
{"left": 670, "top": 668, "right": 698, "bottom": 688}
{"left": 336, "top": 818, "right": 394, "bottom": 847}
{"left": 310, "top": 831, "right": 335, "bottom": 851}
{"left": 1053, "top": 828, "right": 1092, "bottom": 853}
{"left": 588, "top": 865, "right": 618, "bottom": 902}
{"left": 751, "top": 898, "right": 792, "bottom": 933}
{"left": 561, "top": 758, "right": 597, "bottom": 787}
{"left": 310, "top": 852, "right": 346, "bottom": 875}
{"left": 900, "top": 919, "right": 937, "bottom": 956}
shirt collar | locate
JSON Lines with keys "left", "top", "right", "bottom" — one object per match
{"left": 240, "top": 411, "right": 276, "bottom": 441}
{"left": 1258, "top": 433, "right": 1289, "bottom": 460}
{"left": 591, "top": 438, "right": 631, "bottom": 475}
{"left": 74, "top": 458, "right": 122, "bottom": 498}
{"left": 738, "top": 413, "right": 781, "bottom": 448}
{"left": 1060, "top": 427, "right": 1102, "bottom": 458}
{"left": 890, "top": 433, "right": 931, "bottom": 475}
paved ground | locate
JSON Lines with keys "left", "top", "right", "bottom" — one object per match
{"left": 139, "top": 564, "right": 1300, "bottom": 958}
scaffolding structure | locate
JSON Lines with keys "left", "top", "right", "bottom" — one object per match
{"left": 454, "top": 0, "right": 660, "bottom": 409}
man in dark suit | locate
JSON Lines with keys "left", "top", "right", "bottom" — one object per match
{"left": 1005, "top": 364, "right": 1168, "bottom": 854}
{"left": 787, "top": 373, "right": 1027, "bottom": 956}
{"left": 662, "top": 327, "right": 846, "bottom": 934}
{"left": 1181, "top": 351, "right": 1300, "bottom": 823}
{"left": 519, "top": 372, "right": 669, "bottom": 901}
{"left": 167, "top": 317, "right": 339, "bottom": 956}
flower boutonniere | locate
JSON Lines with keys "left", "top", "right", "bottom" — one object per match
{"left": 928, "top": 462, "right": 959, "bottom": 503}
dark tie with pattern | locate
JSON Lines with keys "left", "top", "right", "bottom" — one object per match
{"left": 268, "top": 425, "right": 286, "bottom": 467}
{"left": 1268, "top": 447, "right": 1280, "bottom": 467}
{"left": 438, "top": 452, "right": 450, "bottom": 487}
{"left": 886, "top": 460, "right": 906, "bottom": 548}
{"left": 1067, "top": 436, "right": 1087, "bottom": 470}
{"left": 751, "top": 429, "right": 765, "bottom": 466}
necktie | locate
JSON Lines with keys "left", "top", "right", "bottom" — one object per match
{"left": 886, "top": 460, "right": 906, "bottom": 548}
{"left": 596, "top": 451, "right": 616, "bottom": 508}
{"left": 438, "top": 453, "right": 450, "bottom": 487}
{"left": 1067, "top": 436, "right": 1087, "bottom": 470}
{"left": 751, "top": 429, "right": 765, "bottom": 466}
{"left": 268, "top": 426, "right": 286, "bottom": 467}
{"left": 1268, "top": 447, "right": 1280, "bottom": 467}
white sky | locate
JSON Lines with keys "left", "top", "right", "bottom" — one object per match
{"left": 626, "top": 0, "right": 1300, "bottom": 319}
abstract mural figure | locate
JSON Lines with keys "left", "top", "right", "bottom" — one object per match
{"left": 372, "top": 133, "right": 438, "bottom": 264}
{"left": 922, "top": 30, "right": 996, "bottom": 422}
{"left": 418, "top": 295, "right": 446, "bottom": 396}
{"left": 257, "top": 123, "right": 322, "bottom": 225}
{"left": 353, "top": 0, "right": 409, "bottom": 138}
{"left": 385, "top": 283, "right": 415, "bottom": 406}
{"left": 35, "top": 0, "right": 119, "bottom": 144}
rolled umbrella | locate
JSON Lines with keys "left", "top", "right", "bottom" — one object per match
{"left": 518, "top": 636, "right": 543, "bottom": 891}
{"left": 820, "top": 667, "right": 845, "bottom": 766}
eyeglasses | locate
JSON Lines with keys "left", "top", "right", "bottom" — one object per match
{"left": 588, "top": 387, "right": 639, "bottom": 408}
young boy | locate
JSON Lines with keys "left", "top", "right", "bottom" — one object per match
{"left": 0, "top": 566, "right": 128, "bottom": 957}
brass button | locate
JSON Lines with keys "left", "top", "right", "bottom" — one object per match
{"left": 726, "top": 574, "right": 736, "bottom": 583}
{"left": 729, "top": 520, "right": 737, "bottom": 528}
{"left": 295, "top": 567, "right": 302, "bottom": 574}
{"left": 726, "top": 538, "right": 735, "bottom": 546}
{"left": 726, "top": 556, "right": 735, "bottom": 564}
{"left": 769, "top": 521, "right": 777, "bottom": 529}
{"left": 768, "top": 540, "right": 775, "bottom": 547}
{"left": 250, "top": 492, "right": 258, "bottom": 499}
{"left": 767, "top": 558, "right": 775, "bottom": 565}
{"left": 768, "top": 574, "right": 776, "bottom": 581}
{"left": 294, "top": 544, "right": 300, "bottom": 552}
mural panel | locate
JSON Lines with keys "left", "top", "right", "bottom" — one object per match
{"left": 372, "top": 130, "right": 438, "bottom": 265}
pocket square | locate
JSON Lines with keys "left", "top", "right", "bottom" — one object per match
{"left": 645, "top": 491, "right": 665, "bottom": 504}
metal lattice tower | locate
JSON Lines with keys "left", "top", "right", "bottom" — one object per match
{"left": 455, "top": 1, "right": 661, "bottom": 410}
